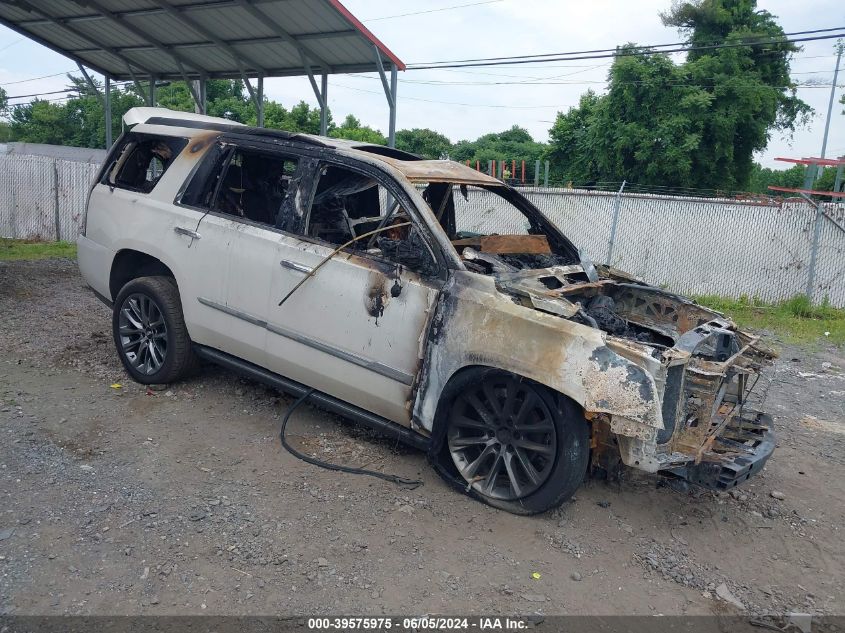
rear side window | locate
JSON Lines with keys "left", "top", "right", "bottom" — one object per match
{"left": 102, "top": 133, "right": 187, "bottom": 193}
{"left": 181, "top": 142, "right": 300, "bottom": 228}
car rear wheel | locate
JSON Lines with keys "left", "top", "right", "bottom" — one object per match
{"left": 112, "top": 276, "right": 198, "bottom": 384}
{"left": 435, "top": 368, "right": 589, "bottom": 515}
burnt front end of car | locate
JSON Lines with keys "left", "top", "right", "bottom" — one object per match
{"left": 487, "top": 261, "right": 778, "bottom": 489}
{"left": 652, "top": 321, "right": 776, "bottom": 489}
{"left": 583, "top": 275, "right": 778, "bottom": 489}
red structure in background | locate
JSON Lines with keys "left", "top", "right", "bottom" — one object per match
{"left": 768, "top": 157, "right": 845, "bottom": 198}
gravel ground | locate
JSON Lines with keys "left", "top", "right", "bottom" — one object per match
{"left": 1, "top": 258, "right": 844, "bottom": 617}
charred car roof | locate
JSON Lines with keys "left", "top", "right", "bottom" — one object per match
{"left": 125, "top": 107, "right": 501, "bottom": 186}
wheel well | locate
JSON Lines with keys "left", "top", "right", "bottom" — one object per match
{"left": 109, "top": 250, "right": 175, "bottom": 299}
{"left": 429, "top": 365, "right": 588, "bottom": 449}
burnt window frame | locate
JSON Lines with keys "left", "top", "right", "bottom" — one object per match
{"left": 175, "top": 139, "right": 306, "bottom": 232}
{"left": 295, "top": 156, "right": 447, "bottom": 280}
{"left": 100, "top": 132, "right": 187, "bottom": 194}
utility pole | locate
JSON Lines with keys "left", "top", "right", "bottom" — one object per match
{"left": 817, "top": 40, "right": 843, "bottom": 180}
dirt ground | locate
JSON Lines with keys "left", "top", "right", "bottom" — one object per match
{"left": 1, "top": 258, "right": 844, "bottom": 618}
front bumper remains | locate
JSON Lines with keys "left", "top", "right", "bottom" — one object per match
{"left": 663, "top": 412, "right": 775, "bottom": 490}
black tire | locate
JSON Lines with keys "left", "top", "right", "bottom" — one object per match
{"left": 430, "top": 368, "right": 589, "bottom": 515}
{"left": 112, "top": 275, "right": 199, "bottom": 385}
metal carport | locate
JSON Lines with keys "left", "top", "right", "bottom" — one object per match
{"left": 0, "top": 0, "right": 404, "bottom": 148}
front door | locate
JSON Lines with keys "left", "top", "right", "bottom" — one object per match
{"left": 263, "top": 161, "right": 444, "bottom": 425}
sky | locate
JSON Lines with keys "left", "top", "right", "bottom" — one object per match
{"left": 0, "top": 0, "right": 843, "bottom": 169}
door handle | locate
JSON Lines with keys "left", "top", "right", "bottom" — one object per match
{"left": 174, "top": 226, "right": 201, "bottom": 240}
{"left": 280, "top": 259, "right": 313, "bottom": 274}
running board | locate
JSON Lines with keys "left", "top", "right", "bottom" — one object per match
{"left": 193, "top": 345, "right": 430, "bottom": 452}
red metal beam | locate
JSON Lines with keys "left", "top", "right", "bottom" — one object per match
{"left": 326, "top": 0, "right": 406, "bottom": 71}
{"left": 775, "top": 157, "right": 845, "bottom": 166}
{"left": 767, "top": 186, "right": 845, "bottom": 197}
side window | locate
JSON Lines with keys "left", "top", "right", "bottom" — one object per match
{"left": 104, "top": 134, "right": 186, "bottom": 193}
{"left": 305, "top": 163, "right": 438, "bottom": 276}
{"left": 182, "top": 144, "right": 298, "bottom": 227}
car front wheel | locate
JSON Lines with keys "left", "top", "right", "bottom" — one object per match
{"left": 112, "top": 276, "right": 198, "bottom": 384}
{"left": 435, "top": 368, "right": 589, "bottom": 515}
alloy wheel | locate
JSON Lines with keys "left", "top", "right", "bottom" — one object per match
{"left": 118, "top": 292, "right": 168, "bottom": 376}
{"left": 447, "top": 375, "right": 557, "bottom": 501}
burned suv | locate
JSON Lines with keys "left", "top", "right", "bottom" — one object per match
{"left": 78, "top": 107, "right": 775, "bottom": 514}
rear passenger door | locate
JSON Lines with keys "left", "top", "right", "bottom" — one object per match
{"left": 177, "top": 139, "right": 307, "bottom": 367}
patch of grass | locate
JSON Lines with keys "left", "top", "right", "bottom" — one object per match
{"left": 0, "top": 239, "right": 77, "bottom": 261}
{"left": 694, "top": 294, "right": 845, "bottom": 346}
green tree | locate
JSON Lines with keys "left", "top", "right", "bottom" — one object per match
{"left": 9, "top": 99, "right": 75, "bottom": 145}
{"left": 330, "top": 114, "right": 386, "bottom": 144}
{"left": 451, "top": 125, "right": 545, "bottom": 167}
{"left": 545, "top": 90, "right": 604, "bottom": 185}
{"left": 284, "top": 101, "right": 325, "bottom": 134}
{"left": 9, "top": 75, "right": 143, "bottom": 147}
{"left": 546, "top": 0, "right": 811, "bottom": 191}
{"left": 395, "top": 128, "right": 452, "bottom": 159}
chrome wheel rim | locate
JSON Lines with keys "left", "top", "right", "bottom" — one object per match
{"left": 447, "top": 376, "right": 557, "bottom": 501}
{"left": 118, "top": 292, "right": 168, "bottom": 375}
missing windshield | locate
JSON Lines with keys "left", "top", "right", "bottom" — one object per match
{"left": 421, "top": 182, "right": 580, "bottom": 271}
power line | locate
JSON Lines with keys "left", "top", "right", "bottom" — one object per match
{"left": 0, "top": 70, "right": 75, "bottom": 87}
{"left": 410, "top": 26, "right": 845, "bottom": 66}
{"left": 407, "top": 30, "right": 845, "bottom": 69}
{"left": 330, "top": 81, "right": 572, "bottom": 109}
{"left": 343, "top": 71, "right": 840, "bottom": 90}
{"left": 0, "top": 37, "right": 23, "bottom": 53}
{"left": 363, "top": 0, "right": 504, "bottom": 22}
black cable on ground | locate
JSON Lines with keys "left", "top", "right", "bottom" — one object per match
{"left": 279, "top": 388, "right": 423, "bottom": 490}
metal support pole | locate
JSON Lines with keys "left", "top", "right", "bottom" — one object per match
{"left": 104, "top": 76, "right": 112, "bottom": 149}
{"left": 488, "top": 160, "right": 493, "bottom": 176}
{"left": 149, "top": 75, "right": 156, "bottom": 106}
{"left": 388, "top": 64, "right": 397, "bottom": 148}
{"left": 606, "top": 180, "right": 627, "bottom": 265}
{"left": 320, "top": 72, "right": 328, "bottom": 136}
{"left": 544, "top": 161, "right": 550, "bottom": 187}
{"left": 200, "top": 76, "right": 207, "bottom": 115}
{"left": 257, "top": 75, "right": 264, "bottom": 127}
{"left": 53, "top": 159, "right": 61, "bottom": 241}
{"left": 834, "top": 157, "right": 844, "bottom": 193}
{"left": 802, "top": 193, "right": 823, "bottom": 302}
{"left": 534, "top": 160, "right": 540, "bottom": 186}
{"left": 817, "top": 44, "right": 843, "bottom": 181}
{"left": 374, "top": 48, "right": 397, "bottom": 148}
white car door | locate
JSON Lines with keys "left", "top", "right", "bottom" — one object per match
{"left": 179, "top": 140, "right": 307, "bottom": 369}
{"left": 263, "top": 161, "right": 445, "bottom": 425}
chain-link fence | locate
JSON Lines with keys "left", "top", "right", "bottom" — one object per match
{"left": 0, "top": 154, "right": 99, "bottom": 242}
{"left": 2, "top": 150, "right": 844, "bottom": 306}
{"left": 455, "top": 185, "right": 845, "bottom": 307}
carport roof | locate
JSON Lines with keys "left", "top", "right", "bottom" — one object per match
{"left": 0, "top": 0, "right": 405, "bottom": 81}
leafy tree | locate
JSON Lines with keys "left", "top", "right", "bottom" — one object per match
{"left": 546, "top": 0, "right": 812, "bottom": 191}
{"left": 9, "top": 100, "right": 75, "bottom": 145}
{"left": 545, "top": 90, "right": 603, "bottom": 185}
{"left": 330, "top": 114, "right": 386, "bottom": 144}
{"left": 395, "top": 128, "right": 452, "bottom": 159}
{"left": 451, "top": 125, "right": 544, "bottom": 167}
{"left": 285, "top": 101, "right": 325, "bottom": 135}
{"left": 9, "top": 75, "right": 143, "bottom": 147}
{"left": 0, "top": 86, "right": 11, "bottom": 142}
